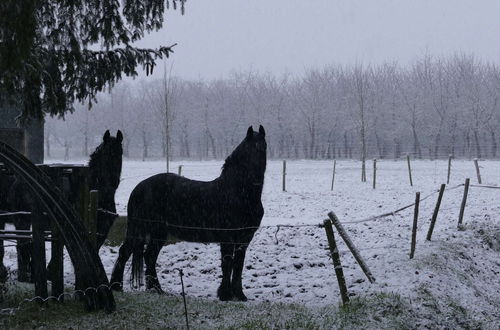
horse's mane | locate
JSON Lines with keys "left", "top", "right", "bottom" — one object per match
{"left": 220, "top": 138, "right": 266, "bottom": 184}
{"left": 88, "top": 143, "right": 104, "bottom": 170}
{"left": 221, "top": 145, "right": 243, "bottom": 174}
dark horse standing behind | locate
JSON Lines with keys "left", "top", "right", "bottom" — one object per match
{"left": 111, "top": 125, "right": 267, "bottom": 301}
{"left": 89, "top": 130, "right": 124, "bottom": 249}
{"left": 0, "top": 130, "right": 123, "bottom": 282}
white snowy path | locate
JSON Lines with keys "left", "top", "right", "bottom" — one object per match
{"left": 3, "top": 159, "right": 500, "bottom": 321}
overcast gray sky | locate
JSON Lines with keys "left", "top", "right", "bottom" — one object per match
{"left": 135, "top": 0, "right": 500, "bottom": 80}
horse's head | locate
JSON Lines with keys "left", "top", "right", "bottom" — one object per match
{"left": 223, "top": 125, "right": 267, "bottom": 186}
{"left": 89, "top": 130, "right": 123, "bottom": 191}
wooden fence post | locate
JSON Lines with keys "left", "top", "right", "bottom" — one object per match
{"left": 447, "top": 155, "right": 452, "bottom": 184}
{"left": 474, "top": 159, "right": 482, "bottom": 184}
{"left": 323, "top": 219, "right": 349, "bottom": 305}
{"left": 178, "top": 165, "right": 183, "bottom": 176}
{"left": 426, "top": 184, "right": 446, "bottom": 241}
{"left": 409, "top": 192, "right": 420, "bottom": 259}
{"left": 373, "top": 159, "right": 377, "bottom": 189}
{"left": 407, "top": 154, "right": 413, "bottom": 187}
{"left": 282, "top": 160, "right": 286, "bottom": 192}
{"left": 457, "top": 178, "right": 470, "bottom": 229}
{"left": 31, "top": 212, "right": 48, "bottom": 300}
{"left": 88, "top": 190, "right": 99, "bottom": 249}
{"left": 331, "top": 159, "right": 336, "bottom": 191}
{"left": 50, "top": 219, "right": 64, "bottom": 300}
{"left": 327, "top": 212, "right": 376, "bottom": 283}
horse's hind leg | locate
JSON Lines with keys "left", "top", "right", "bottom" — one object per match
{"left": 231, "top": 243, "right": 249, "bottom": 301}
{"left": 144, "top": 239, "right": 165, "bottom": 293}
{"left": 110, "top": 237, "right": 134, "bottom": 291}
{"left": 217, "top": 243, "right": 235, "bottom": 301}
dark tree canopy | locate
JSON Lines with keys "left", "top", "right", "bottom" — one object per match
{"left": 0, "top": 0, "right": 185, "bottom": 122}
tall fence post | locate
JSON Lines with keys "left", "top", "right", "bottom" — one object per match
{"left": 331, "top": 159, "right": 336, "bottom": 191}
{"left": 178, "top": 165, "right": 183, "bottom": 176}
{"left": 282, "top": 160, "right": 286, "bottom": 192}
{"left": 447, "top": 154, "right": 452, "bottom": 184}
{"left": 474, "top": 159, "right": 482, "bottom": 184}
{"left": 323, "top": 219, "right": 349, "bottom": 305}
{"left": 361, "top": 159, "right": 366, "bottom": 182}
{"left": 50, "top": 219, "right": 64, "bottom": 300}
{"left": 327, "top": 212, "right": 376, "bottom": 283}
{"left": 426, "top": 184, "right": 446, "bottom": 241}
{"left": 373, "top": 159, "right": 377, "bottom": 189}
{"left": 88, "top": 190, "right": 99, "bottom": 249}
{"left": 458, "top": 178, "right": 470, "bottom": 229}
{"left": 409, "top": 192, "right": 420, "bottom": 259}
{"left": 407, "top": 154, "right": 413, "bottom": 187}
{"left": 31, "top": 212, "right": 48, "bottom": 300}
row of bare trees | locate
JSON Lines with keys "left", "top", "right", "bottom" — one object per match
{"left": 46, "top": 54, "right": 500, "bottom": 161}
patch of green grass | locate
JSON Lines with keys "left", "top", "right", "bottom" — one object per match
{"left": 2, "top": 283, "right": 416, "bottom": 330}
{"left": 415, "top": 284, "right": 488, "bottom": 329}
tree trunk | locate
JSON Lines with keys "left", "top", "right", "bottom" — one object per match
{"left": 343, "top": 132, "right": 349, "bottom": 158}
{"left": 491, "top": 130, "right": 497, "bottom": 158}
{"left": 433, "top": 119, "right": 443, "bottom": 160}
{"left": 64, "top": 141, "right": 70, "bottom": 161}
{"left": 45, "top": 132, "right": 51, "bottom": 158}
{"left": 412, "top": 124, "right": 422, "bottom": 159}
{"left": 142, "top": 127, "right": 148, "bottom": 161}
{"left": 124, "top": 138, "right": 130, "bottom": 158}
{"left": 473, "top": 129, "right": 481, "bottom": 159}
{"left": 83, "top": 132, "right": 89, "bottom": 157}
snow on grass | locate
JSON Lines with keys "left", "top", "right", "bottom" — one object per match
{"left": 2, "top": 159, "right": 499, "bottom": 328}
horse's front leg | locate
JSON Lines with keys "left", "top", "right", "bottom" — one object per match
{"left": 231, "top": 243, "right": 249, "bottom": 301}
{"left": 16, "top": 218, "right": 32, "bottom": 282}
{"left": 217, "top": 243, "right": 234, "bottom": 301}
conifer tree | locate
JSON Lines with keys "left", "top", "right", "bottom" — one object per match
{"left": 0, "top": 0, "right": 186, "bottom": 122}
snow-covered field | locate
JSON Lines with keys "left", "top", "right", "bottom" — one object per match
{"left": 3, "top": 159, "right": 500, "bottom": 326}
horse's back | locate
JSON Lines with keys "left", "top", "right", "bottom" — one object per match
{"left": 128, "top": 173, "right": 216, "bottom": 215}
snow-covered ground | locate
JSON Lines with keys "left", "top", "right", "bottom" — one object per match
{"left": 3, "top": 159, "right": 500, "bottom": 326}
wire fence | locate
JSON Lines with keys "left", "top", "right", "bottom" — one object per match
{"left": 1, "top": 163, "right": 500, "bottom": 324}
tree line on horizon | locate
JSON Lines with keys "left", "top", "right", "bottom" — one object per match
{"left": 46, "top": 54, "right": 500, "bottom": 161}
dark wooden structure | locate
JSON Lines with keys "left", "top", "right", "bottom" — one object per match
{"left": 0, "top": 103, "right": 44, "bottom": 164}
{"left": 0, "top": 155, "right": 112, "bottom": 311}
{"left": 0, "top": 164, "right": 91, "bottom": 299}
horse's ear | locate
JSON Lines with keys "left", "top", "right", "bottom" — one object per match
{"left": 259, "top": 125, "right": 265, "bottom": 138}
{"left": 117, "top": 130, "right": 123, "bottom": 143}
{"left": 246, "top": 126, "right": 253, "bottom": 139}
{"left": 103, "top": 130, "right": 110, "bottom": 142}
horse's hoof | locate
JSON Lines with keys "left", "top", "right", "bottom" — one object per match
{"left": 147, "top": 286, "right": 165, "bottom": 294}
{"left": 232, "top": 291, "right": 248, "bottom": 302}
{"left": 217, "top": 287, "right": 233, "bottom": 301}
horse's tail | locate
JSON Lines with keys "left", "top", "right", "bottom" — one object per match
{"left": 131, "top": 239, "right": 144, "bottom": 288}
{"left": 128, "top": 215, "right": 146, "bottom": 288}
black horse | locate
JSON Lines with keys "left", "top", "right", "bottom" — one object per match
{"left": 0, "top": 129, "right": 123, "bottom": 282}
{"left": 111, "top": 125, "right": 267, "bottom": 301}
{"left": 89, "top": 129, "right": 123, "bottom": 249}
